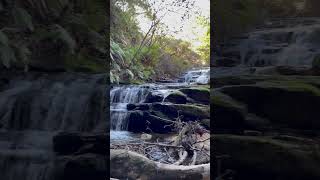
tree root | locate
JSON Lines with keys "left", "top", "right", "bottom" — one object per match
{"left": 110, "top": 149, "right": 210, "bottom": 180}
{"left": 174, "top": 150, "right": 188, "bottom": 165}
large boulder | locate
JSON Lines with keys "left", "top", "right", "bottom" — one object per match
{"left": 179, "top": 87, "right": 210, "bottom": 105}
{"left": 164, "top": 91, "right": 187, "bottom": 104}
{"left": 219, "top": 81, "right": 320, "bottom": 130}
{"left": 144, "top": 91, "right": 164, "bottom": 103}
{"left": 214, "top": 135, "right": 320, "bottom": 180}
{"left": 211, "top": 91, "right": 247, "bottom": 133}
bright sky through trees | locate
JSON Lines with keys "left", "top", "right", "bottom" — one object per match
{"left": 137, "top": 0, "right": 210, "bottom": 50}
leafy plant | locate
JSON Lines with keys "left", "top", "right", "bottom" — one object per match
{"left": 13, "top": 8, "right": 34, "bottom": 31}
{"left": 0, "top": 31, "right": 16, "bottom": 68}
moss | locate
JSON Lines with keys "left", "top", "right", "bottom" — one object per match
{"left": 211, "top": 90, "right": 245, "bottom": 110}
{"left": 214, "top": 135, "right": 320, "bottom": 180}
{"left": 258, "top": 80, "right": 320, "bottom": 96}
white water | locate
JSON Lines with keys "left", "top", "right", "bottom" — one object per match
{"left": 110, "top": 86, "right": 150, "bottom": 130}
{"left": 183, "top": 67, "right": 210, "bottom": 84}
{"left": 0, "top": 73, "right": 105, "bottom": 180}
{"left": 110, "top": 67, "right": 210, "bottom": 141}
{"left": 237, "top": 19, "right": 320, "bottom": 66}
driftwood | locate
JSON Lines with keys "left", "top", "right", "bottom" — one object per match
{"left": 110, "top": 149, "right": 210, "bottom": 180}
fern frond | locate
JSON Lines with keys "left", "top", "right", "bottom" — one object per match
{"left": 13, "top": 8, "right": 34, "bottom": 31}
{"left": 51, "top": 24, "right": 76, "bottom": 54}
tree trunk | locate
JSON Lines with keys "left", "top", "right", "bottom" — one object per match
{"left": 110, "top": 149, "right": 210, "bottom": 180}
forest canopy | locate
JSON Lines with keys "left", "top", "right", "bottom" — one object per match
{"left": 110, "top": 0, "right": 210, "bottom": 84}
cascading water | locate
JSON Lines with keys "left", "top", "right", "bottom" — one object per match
{"left": 0, "top": 72, "right": 105, "bottom": 180}
{"left": 236, "top": 18, "right": 320, "bottom": 67}
{"left": 110, "top": 86, "right": 150, "bottom": 130}
{"left": 182, "top": 67, "right": 210, "bottom": 84}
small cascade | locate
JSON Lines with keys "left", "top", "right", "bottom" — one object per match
{"left": 182, "top": 67, "right": 210, "bottom": 84}
{"left": 216, "top": 18, "right": 320, "bottom": 68}
{"left": 110, "top": 86, "right": 150, "bottom": 130}
{"left": 0, "top": 72, "right": 106, "bottom": 180}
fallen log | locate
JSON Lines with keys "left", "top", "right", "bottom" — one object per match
{"left": 110, "top": 149, "right": 210, "bottom": 180}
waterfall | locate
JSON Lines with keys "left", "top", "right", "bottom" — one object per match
{"left": 0, "top": 72, "right": 106, "bottom": 180}
{"left": 183, "top": 67, "right": 210, "bottom": 84}
{"left": 235, "top": 18, "right": 320, "bottom": 67}
{"left": 110, "top": 86, "right": 150, "bottom": 130}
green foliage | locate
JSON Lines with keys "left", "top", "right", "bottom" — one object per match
{"left": 0, "top": 0, "right": 106, "bottom": 73}
{"left": 39, "top": 24, "right": 76, "bottom": 55}
{"left": 13, "top": 8, "right": 34, "bottom": 31}
{"left": 110, "top": 0, "right": 204, "bottom": 83}
{"left": 196, "top": 16, "right": 210, "bottom": 65}
{"left": 0, "top": 31, "right": 16, "bottom": 68}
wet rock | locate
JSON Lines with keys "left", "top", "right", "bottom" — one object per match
{"left": 212, "top": 91, "right": 246, "bottom": 133}
{"left": 57, "top": 153, "right": 107, "bottom": 180}
{"left": 219, "top": 82, "right": 320, "bottom": 130}
{"left": 144, "top": 92, "right": 163, "bottom": 103}
{"left": 53, "top": 132, "right": 107, "bottom": 155}
{"left": 179, "top": 87, "right": 210, "bottom": 105}
{"left": 164, "top": 91, "right": 187, "bottom": 104}
{"left": 140, "top": 133, "right": 152, "bottom": 140}
{"left": 152, "top": 103, "right": 210, "bottom": 121}
{"left": 127, "top": 103, "right": 150, "bottom": 111}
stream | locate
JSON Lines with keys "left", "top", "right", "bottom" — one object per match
{"left": 110, "top": 67, "right": 210, "bottom": 142}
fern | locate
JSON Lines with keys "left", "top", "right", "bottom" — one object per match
{"left": 0, "top": 31, "right": 9, "bottom": 46}
{"left": 51, "top": 24, "right": 76, "bottom": 54}
{"left": 0, "top": 45, "right": 17, "bottom": 68}
{"left": 13, "top": 8, "right": 34, "bottom": 31}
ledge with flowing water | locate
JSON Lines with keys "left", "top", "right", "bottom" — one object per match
{"left": 0, "top": 70, "right": 107, "bottom": 180}
{"left": 110, "top": 68, "right": 210, "bottom": 143}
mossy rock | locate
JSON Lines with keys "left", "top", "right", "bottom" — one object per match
{"left": 152, "top": 103, "right": 209, "bottom": 121}
{"left": 164, "top": 91, "right": 187, "bottom": 104}
{"left": 214, "top": 135, "right": 320, "bottom": 180}
{"left": 219, "top": 81, "right": 320, "bottom": 130}
{"left": 211, "top": 90, "right": 247, "bottom": 133}
{"left": 179, "top": 87, "right": 210, "bottom": 104}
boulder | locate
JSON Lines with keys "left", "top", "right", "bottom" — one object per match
{"left": 211, "top": 91, "right": 247, "bottom": 133}
{"left": 219, "top": 81, "right": 320, "bottom": 130}
{"left": 57, "top": 153, "right": 107, "bottom": 180}
{"left": 164, "top": 91, "right": 187, "bottom": 104}
{"left": 214, "top": 135, "right": 320, "bottom": 180}
{"left": 53, "top": 132, "right": 107, "bottom": 155}
{"left": 127, "top": 111, "right": 173, "bottom": 133}
{"left": 179, "top": 87, "right": 210, "bottom": 105}
{"left": 144, "top": 92, "right": 163, "bottom": 103}
{"left": 152, "top": 103, "right": 210, "bottom": 121}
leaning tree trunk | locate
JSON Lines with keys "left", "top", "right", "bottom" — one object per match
{"left": 110, "top": 149, "right": 210, "bottom": 180}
